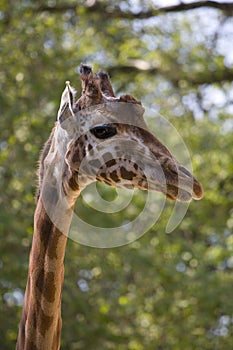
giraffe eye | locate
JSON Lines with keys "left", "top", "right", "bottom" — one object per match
{"left": 90, "top": 124, "right": 117, "bottom": 139}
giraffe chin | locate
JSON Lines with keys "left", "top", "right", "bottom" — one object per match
{"left": 166, "top": 190, "right": 192, "bottom": 203}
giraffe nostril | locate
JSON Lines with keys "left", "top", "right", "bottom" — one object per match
{"left": 166, "top": 159, "right": 178, "bottom": 174}
{"left": 179, "top": 165, "right": 193, "bottom": 178}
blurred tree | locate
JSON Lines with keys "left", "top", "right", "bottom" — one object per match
{"left": 0, "top": 1, "right": 233, "bottom": 349}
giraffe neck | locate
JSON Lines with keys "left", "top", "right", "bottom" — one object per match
{"left": 16, "top": 196, "right": 73, "bottom": 350}
{"left": 17, "top": 124, "right": 80, "bottom": 349}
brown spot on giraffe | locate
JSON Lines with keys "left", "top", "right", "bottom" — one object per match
{"left": 110, "top": 170, "right": 120, "bottom": 183}
{"left": 36, "top": 269, "right": 56, "bottom": 303}
{"left": 120, "top": 167, "right": 135, "bottom": 181}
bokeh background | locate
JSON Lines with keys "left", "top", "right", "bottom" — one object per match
{"left": 0, "top": 1, "right": 233, "bottom": 349}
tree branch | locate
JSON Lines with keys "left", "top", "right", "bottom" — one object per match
{"left": 36, "top": 1, "right": 233, "bottom": 18}
{"left": 107, "top": 63, "right": 233, "bottom": 86}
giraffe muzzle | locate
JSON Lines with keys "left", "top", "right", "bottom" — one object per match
{"left": 163, "top": 161, "right": 204, "bottom": 202}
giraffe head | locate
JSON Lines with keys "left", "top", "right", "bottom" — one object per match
{"left": 56, "top": 64, "right": 203, "bottom": 203}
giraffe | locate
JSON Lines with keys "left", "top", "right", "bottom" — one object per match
{"left": 16, "top": 64, "right": 203, "bottom": 350}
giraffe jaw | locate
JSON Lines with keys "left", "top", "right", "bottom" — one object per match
{"left": 69, "top": 147, "right": 204, "bottom": 203}
{"left": 109, "top": 159, "right": 204, "bottom": 202}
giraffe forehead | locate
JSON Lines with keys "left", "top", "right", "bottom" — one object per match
{"left": 75, "top": 102, "right": 146, "bottom": 133}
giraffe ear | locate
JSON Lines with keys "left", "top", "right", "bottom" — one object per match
{"left": 57, "top": 81, "right": 76, "bottom": 124}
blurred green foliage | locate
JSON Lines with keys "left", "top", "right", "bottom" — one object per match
{"left": 0, "top": 1, "right": 233, "bottom": 349}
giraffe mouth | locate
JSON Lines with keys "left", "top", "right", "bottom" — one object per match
{"left": 165, "top": 182, "right": 203, "bottom": 202}
{"left": 144, "top": 178, "right": 203, "bottom": 203}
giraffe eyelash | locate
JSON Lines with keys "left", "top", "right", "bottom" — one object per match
{"left": 90, "top": 124, "right": 117, "bottom": 139}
